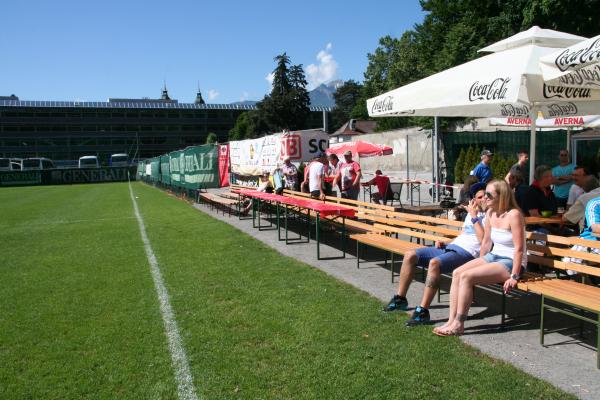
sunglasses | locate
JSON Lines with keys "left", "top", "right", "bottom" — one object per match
{"left": 475, "top": 194, "right": 485, "bottom": 200}
{"left": 485, "top": 191, "right": 495, "bottom": 200}
{"left": 559, "top": 153, "right": 568, "bottom": 157}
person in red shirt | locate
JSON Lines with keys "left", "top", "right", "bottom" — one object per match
{"left": 362, "top": 170, "right": 393, "bottom": 204}
{"left": 335, "top": 150, "right": 362, "bottom": 200}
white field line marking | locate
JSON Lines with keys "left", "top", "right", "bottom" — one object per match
{"left": 128, "top": 182, "right": 199, "bottom": 400}
{"left": 0, "top": 216, "right": 136, "bottom": 228}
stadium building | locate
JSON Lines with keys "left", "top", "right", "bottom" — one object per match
{"left": 0, "top": 88, "right": 330, "bottom": 164}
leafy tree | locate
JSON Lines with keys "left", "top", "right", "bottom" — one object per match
{"left": 258, "top": 53, "right": 310, "bottom": 131}
{"left": 454, "top": 147, "right": 467, "bottom": 183}
{"left": 205, "top": 132, "right": 217, "bottom": 144}
{"left": 330, "top": 80, "right": 363, "bottom": 131}
{"left": 228, "top": 111, "right": 269, "bottom": 141}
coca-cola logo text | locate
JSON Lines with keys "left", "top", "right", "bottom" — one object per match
{"left": 554, "top": 38, "right": 600, "bottom": 72}
{"left": 500, "top": 104, "right": 529, "bottom": 117}
{"left": 558, "top": 65, "right": 600, "bottom": 87}
{"left": 469, "top": 78, "right": 510, "bottom": 102}
{"left": 543, "top": 84, "right": 591, "bottom": 99}
{"left": 545, "top": 103, "right": 578, "bottom": 117}
{"left": 371, "top": 96, "right": 394, "bottom": 114}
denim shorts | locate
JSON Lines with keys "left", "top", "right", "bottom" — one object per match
{"left": 414, "top": 244, "right": 474, "bottom": 273}
{"left": 483, "top": 252, "right": 513, "bottom": 272}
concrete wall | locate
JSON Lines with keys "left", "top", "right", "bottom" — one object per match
{"left": 349, "top": 127, "right": 433, "bottom": 175}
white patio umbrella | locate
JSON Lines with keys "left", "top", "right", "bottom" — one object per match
{"left": 540, "top": 33, "right": 600, "bottom": 88}
{"left": 367, "top": 26, "right": 600, "bottom": 182}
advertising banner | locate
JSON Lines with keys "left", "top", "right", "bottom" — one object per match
{"left": 0, "top": 171, "right": 41, "bottom": 186}
{"left": 169, "top": 145, "right": 219, "bottom": 189}
{"left": 168, "top": 150, "right": 184, "bottom": 187}
{"left": 49, "top": 167, "right": 130, "bottom": 184}
{"left": 218, "top": 144, "right": 230, "bottom": 187}
{"left": 150, "top": 158, "right": 161, "bottom": 182}
{"left": 229, "top": 129, "right": 328, "bottom": 175}
{"left": 160, "top": 155, "right": 171, "bottom": 185}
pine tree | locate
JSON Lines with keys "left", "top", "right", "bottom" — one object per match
{"left": 454, "top": 148, "right": 466, "bottom": 183}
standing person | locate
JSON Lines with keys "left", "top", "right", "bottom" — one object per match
{"left": 281, "top": 156, "right": 299, "bottom": 191}
{"left": 504, "top": 149, "right": 529, "bottom": 183}
{"left": 383, "top": 187, "right": 487, "bottom": 326}
{"left": 566, "top": 166, "right": 589, "bottom": 209}
{"left": 362, "top": 170, "right": 392, "bottom": 205}
{"left": 327, "top": 154, "right": 340, "bottom": 178}
{"left": 335, "top": 150, "right": 362, "bottom": 200}
{"left": 308, "top": 153, "right": 327, "bottom": 200}
{"left": 326, "top": 153, "right": 341, "bottom": 195}
{"left": 470, "top": 149, "right": 493, "bottom": 184}
{"left": 434, "top": 180, "right": 526, "bottom": 336}
{"left": 552, "top": 149, "right": 576, "bottom": 208}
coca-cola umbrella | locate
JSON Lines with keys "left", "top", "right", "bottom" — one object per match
{"left": 326, "top": 140, "right": 393, "bottom": 159}
{"left": 366, "top": 26, "right": 600, "bottom": 182}
{"left": 540, "top": 33, "right": 600, "bottom": 89}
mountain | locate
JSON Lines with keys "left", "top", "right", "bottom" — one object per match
{"left": 308, "top": 80, "right": 343, "bottom": 108}
{"left": 229, "top": 80, "right": 343, "bottom": 108}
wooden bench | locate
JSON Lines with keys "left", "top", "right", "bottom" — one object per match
{"left": 198, "top": 192, "right": 239, "bottom": 216}
{"left": 516, "top": 234, "right": 600, "bottom": 369}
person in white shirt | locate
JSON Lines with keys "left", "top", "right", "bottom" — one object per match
{"left": 566, "top": 166, "right": 589, "bottom": 209}
{"left": 563, "top": 175, "right": 600, "bottom": 230}
{"left": 308, "top": 153, "right": 328, "bottom": 200}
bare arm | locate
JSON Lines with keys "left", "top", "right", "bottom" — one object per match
{"left": 592, "top": 224, "right": 600, "bottom": 234}
{"left": 479, "top": 210, "right": 493, "bottom": 256}
{"left": 466, "top": 198, "right": 485, "bottom": 242}
{"left": 528, "top": 208, "right": 541, "bottom": 217}
{"left": 503, "top": 210, "right": 525, "bottom": 293}
{"left": 352, "top": 169, "right": 362, "bottom": 188}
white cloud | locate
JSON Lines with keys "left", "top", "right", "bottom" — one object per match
{"left": 306, "top": 43, "right": 338, "bottom": 89}
{"left": 208, "top": 89, "right": 220, "bottom": 100}
{"left": 265, "top": 72, "right": 275, "bottom": 88}
{"left": 240, "top": 91, "right": 250, "bottom": 101}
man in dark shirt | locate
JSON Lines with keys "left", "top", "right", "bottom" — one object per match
{"left": 521, "top": 165, "right": 557, "bottom": 217}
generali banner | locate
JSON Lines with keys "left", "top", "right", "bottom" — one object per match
{"left": 229, "top": 129, "right": 328, "bottom": 176}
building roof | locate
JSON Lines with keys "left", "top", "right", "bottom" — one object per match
{"left": 332, "top": 120, "right": 378, "bottom": 136}
{"left": 0, "top": 99, "right": 332, "bottom": 112}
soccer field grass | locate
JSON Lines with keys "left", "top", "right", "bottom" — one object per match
{"left": 0, "top": 182, "right": 573, "bottom": 399}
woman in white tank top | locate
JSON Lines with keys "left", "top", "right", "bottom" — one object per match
{"left": 434, "top": 179, "right": 526, "bottom": 336}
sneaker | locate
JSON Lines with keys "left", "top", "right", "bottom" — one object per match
{"left": 405, "top": 306, "right": 431, "bottom": 326}
{"left": 383, "top": 295, "right": 408, "bottom": 312}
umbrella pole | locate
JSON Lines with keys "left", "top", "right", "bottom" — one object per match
{"left": 529, "top": 108, "right": 537, "bottom": 183}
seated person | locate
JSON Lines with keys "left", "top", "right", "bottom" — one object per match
{"left": 383, "top": 187, "right": 487, "bottom": 326}
{"left": 563, "top": 175, "right": 600, "bottom": 231}
{"left": 362, "top": 170, "right": 393, "bottom": 205}
{"left": 563, "top": 194, "right": 600, "bottom": 275}
{"left": 521, "top": 165, "right": 557, "bottom": 217}
{"left": 454, "top": 181, "right": 485, "bottom": 221}
{"left": 507, "top": 169, "right": 528, "bottom": 209}
{"left": 242, "top": 173, "right": 273, "bottom": 214}
{"left": 566, "top": 166, "right": 589, "bottom": 209}
{"left": 457, "top": 175, "right": 479, "bottom": 205}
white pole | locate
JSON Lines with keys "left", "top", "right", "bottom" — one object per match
{"left": 434, "top": 117, "right": 439, "bottom": 202}
{"left": 529, "top": 108, "right": 537, "bottom": 183}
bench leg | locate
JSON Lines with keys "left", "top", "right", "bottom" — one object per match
{"left": 501, "top": 291, "right": 506, "bottom": 330}
{"left": 540, "top": 295, "right": 546, "bottom": 346}
{"left": 391, "top": 252, "right": 395, "bottom": 283}
{"left": 356, "top": 241, "right": 360, "bottom": 269}
{"left": 597, "top": 314, "right": 599, "bottom": 369}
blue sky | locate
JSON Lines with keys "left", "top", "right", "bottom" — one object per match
{"left": 1, "top": 1, "right": 425, "bottom": 104}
